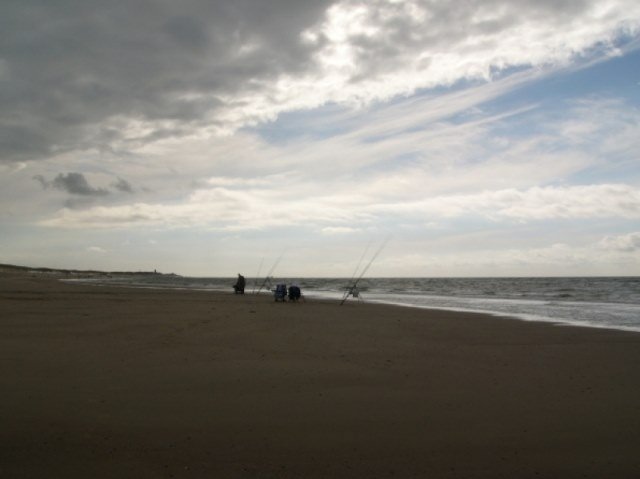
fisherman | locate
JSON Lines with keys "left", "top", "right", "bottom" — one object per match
{"left": 233, "top": 274, "right": 246, "bottom": 294}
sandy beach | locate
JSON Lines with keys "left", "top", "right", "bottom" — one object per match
{"left": 1, "top": 268, "right": 639, "bottom": 478}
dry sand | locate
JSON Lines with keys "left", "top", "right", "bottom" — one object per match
{"left": 1, "top": 268, "right": 639, "bottom": 478}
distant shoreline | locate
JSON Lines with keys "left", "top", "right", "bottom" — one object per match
{"left": 3, "top": 262, "right": 639, "bottom": 280}
{"left": 11, "top": 264, "right": 636, "bottom": 334}
{"left": 0, "top": 262, "right": 176, "bottom": 278}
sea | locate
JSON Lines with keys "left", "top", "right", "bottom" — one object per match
{"left": 64, "top": 275, "right": 640, "bottom": 333}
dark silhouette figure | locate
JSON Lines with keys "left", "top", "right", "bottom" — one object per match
{"left": 233, "top": 274, "right": 245, "bottom": 294}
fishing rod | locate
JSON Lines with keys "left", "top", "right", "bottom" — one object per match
{"left": 340, "top": 240, "right": 371, "bottom": 304}
{"left": 340, "top": 236, "right": 390, "bottom": 305}
{"left": 252, "top": 257, "right": 264, "bottom": 294}
{"left": 256, "top": 253, "right": 283, "bottom": 295}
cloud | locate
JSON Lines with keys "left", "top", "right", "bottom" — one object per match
{"left": 112, "top": 177, "right": 135, "bottom": 193}
{"left": 38, "top": 182, "right": 640, "bottom": 230}
{"left": 371, "top": 184, "right": 640, "bottom": 221}
{"left": 32, "top": 174, "right": 49, "bottom": 190}
{"left": 33, "top": 172, "right": 109, "bottom": 196}
{"left": 26, "top": 88, "right": 640, "bottom": 239}
{"left": 1, "top": 0, "right": 638, "bottom": 163}
{"left": 598, "top": 232, "right": 640, "bottom": 252}
{"left": 0, "top": 0, "right": 332, "bottom": 163}
{"left": 53, "top": 173, "right": 109, "bottom": 197}
{"left": 34, "top": 172, "right": 139, "bottom": 197}
{"left": 322, "top": 226, "right": 360, "bottom": 235}
{"left": 217, "top": 0, "right": 640, "bottom": 131}
{"left": 403, "top": 237, "right": 640, "bottom": 277}
{"left": 87, "top": 246, "right": 107, "bottom": 254}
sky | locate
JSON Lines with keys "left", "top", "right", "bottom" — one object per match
{"left": 1, "top": 0, "right": 639, "bottom": 277}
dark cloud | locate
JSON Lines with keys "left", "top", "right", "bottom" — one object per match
{"left": 0, "top": 0, "right": 333, "bottom": 163}
{"left": 34, "top": 172, "right": 138, "bottom": 196}
{"left": 32, "top": 174, "right": 49, "bottom": 189}
{"left": 1, "top": 0, "right": 632, "bottom": 165}
{"left": 112, "top": 177, "right": 135, "bottom": 193}
{"left": 53, "top": 173, "right": 109, "bottom": 196}
{"left": 0, "top": 125, "right": 53, "bottom": 163}
{"left": 33, "top": 172, "right": 110, "bottom": 196}
{"left": 163, "top": 15, "right": 210, "bottom": 50}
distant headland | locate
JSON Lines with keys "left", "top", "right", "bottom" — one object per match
{"left": 0, "top": 263, "right": 179, "bottom": 278}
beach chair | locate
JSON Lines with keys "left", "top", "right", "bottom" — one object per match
{"left": 288, "top": 285, "right": 301, "bottom": 302}
{"left": 274, "top": 283, "right": 287, "bottom": 302}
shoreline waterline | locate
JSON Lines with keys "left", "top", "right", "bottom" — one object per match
{"left": 60, "top": 274, "right": 640, "bottom": 333}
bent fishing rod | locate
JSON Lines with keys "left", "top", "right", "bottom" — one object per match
{"left": 256, "top": 253, "right": 283, "bottom": 295}
{"left": 252, "top": 257, "right": 264, "bottom": 294}
{"left": 340, "top": 236, "right": 390, "bottom": 305}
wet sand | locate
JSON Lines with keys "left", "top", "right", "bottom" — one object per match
{"left": 1, "top": 268, "right": 639, "bottom": 478}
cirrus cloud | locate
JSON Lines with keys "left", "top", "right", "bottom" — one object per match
{"left": 38, "top": 183, "right": 640, "bottom": 230}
